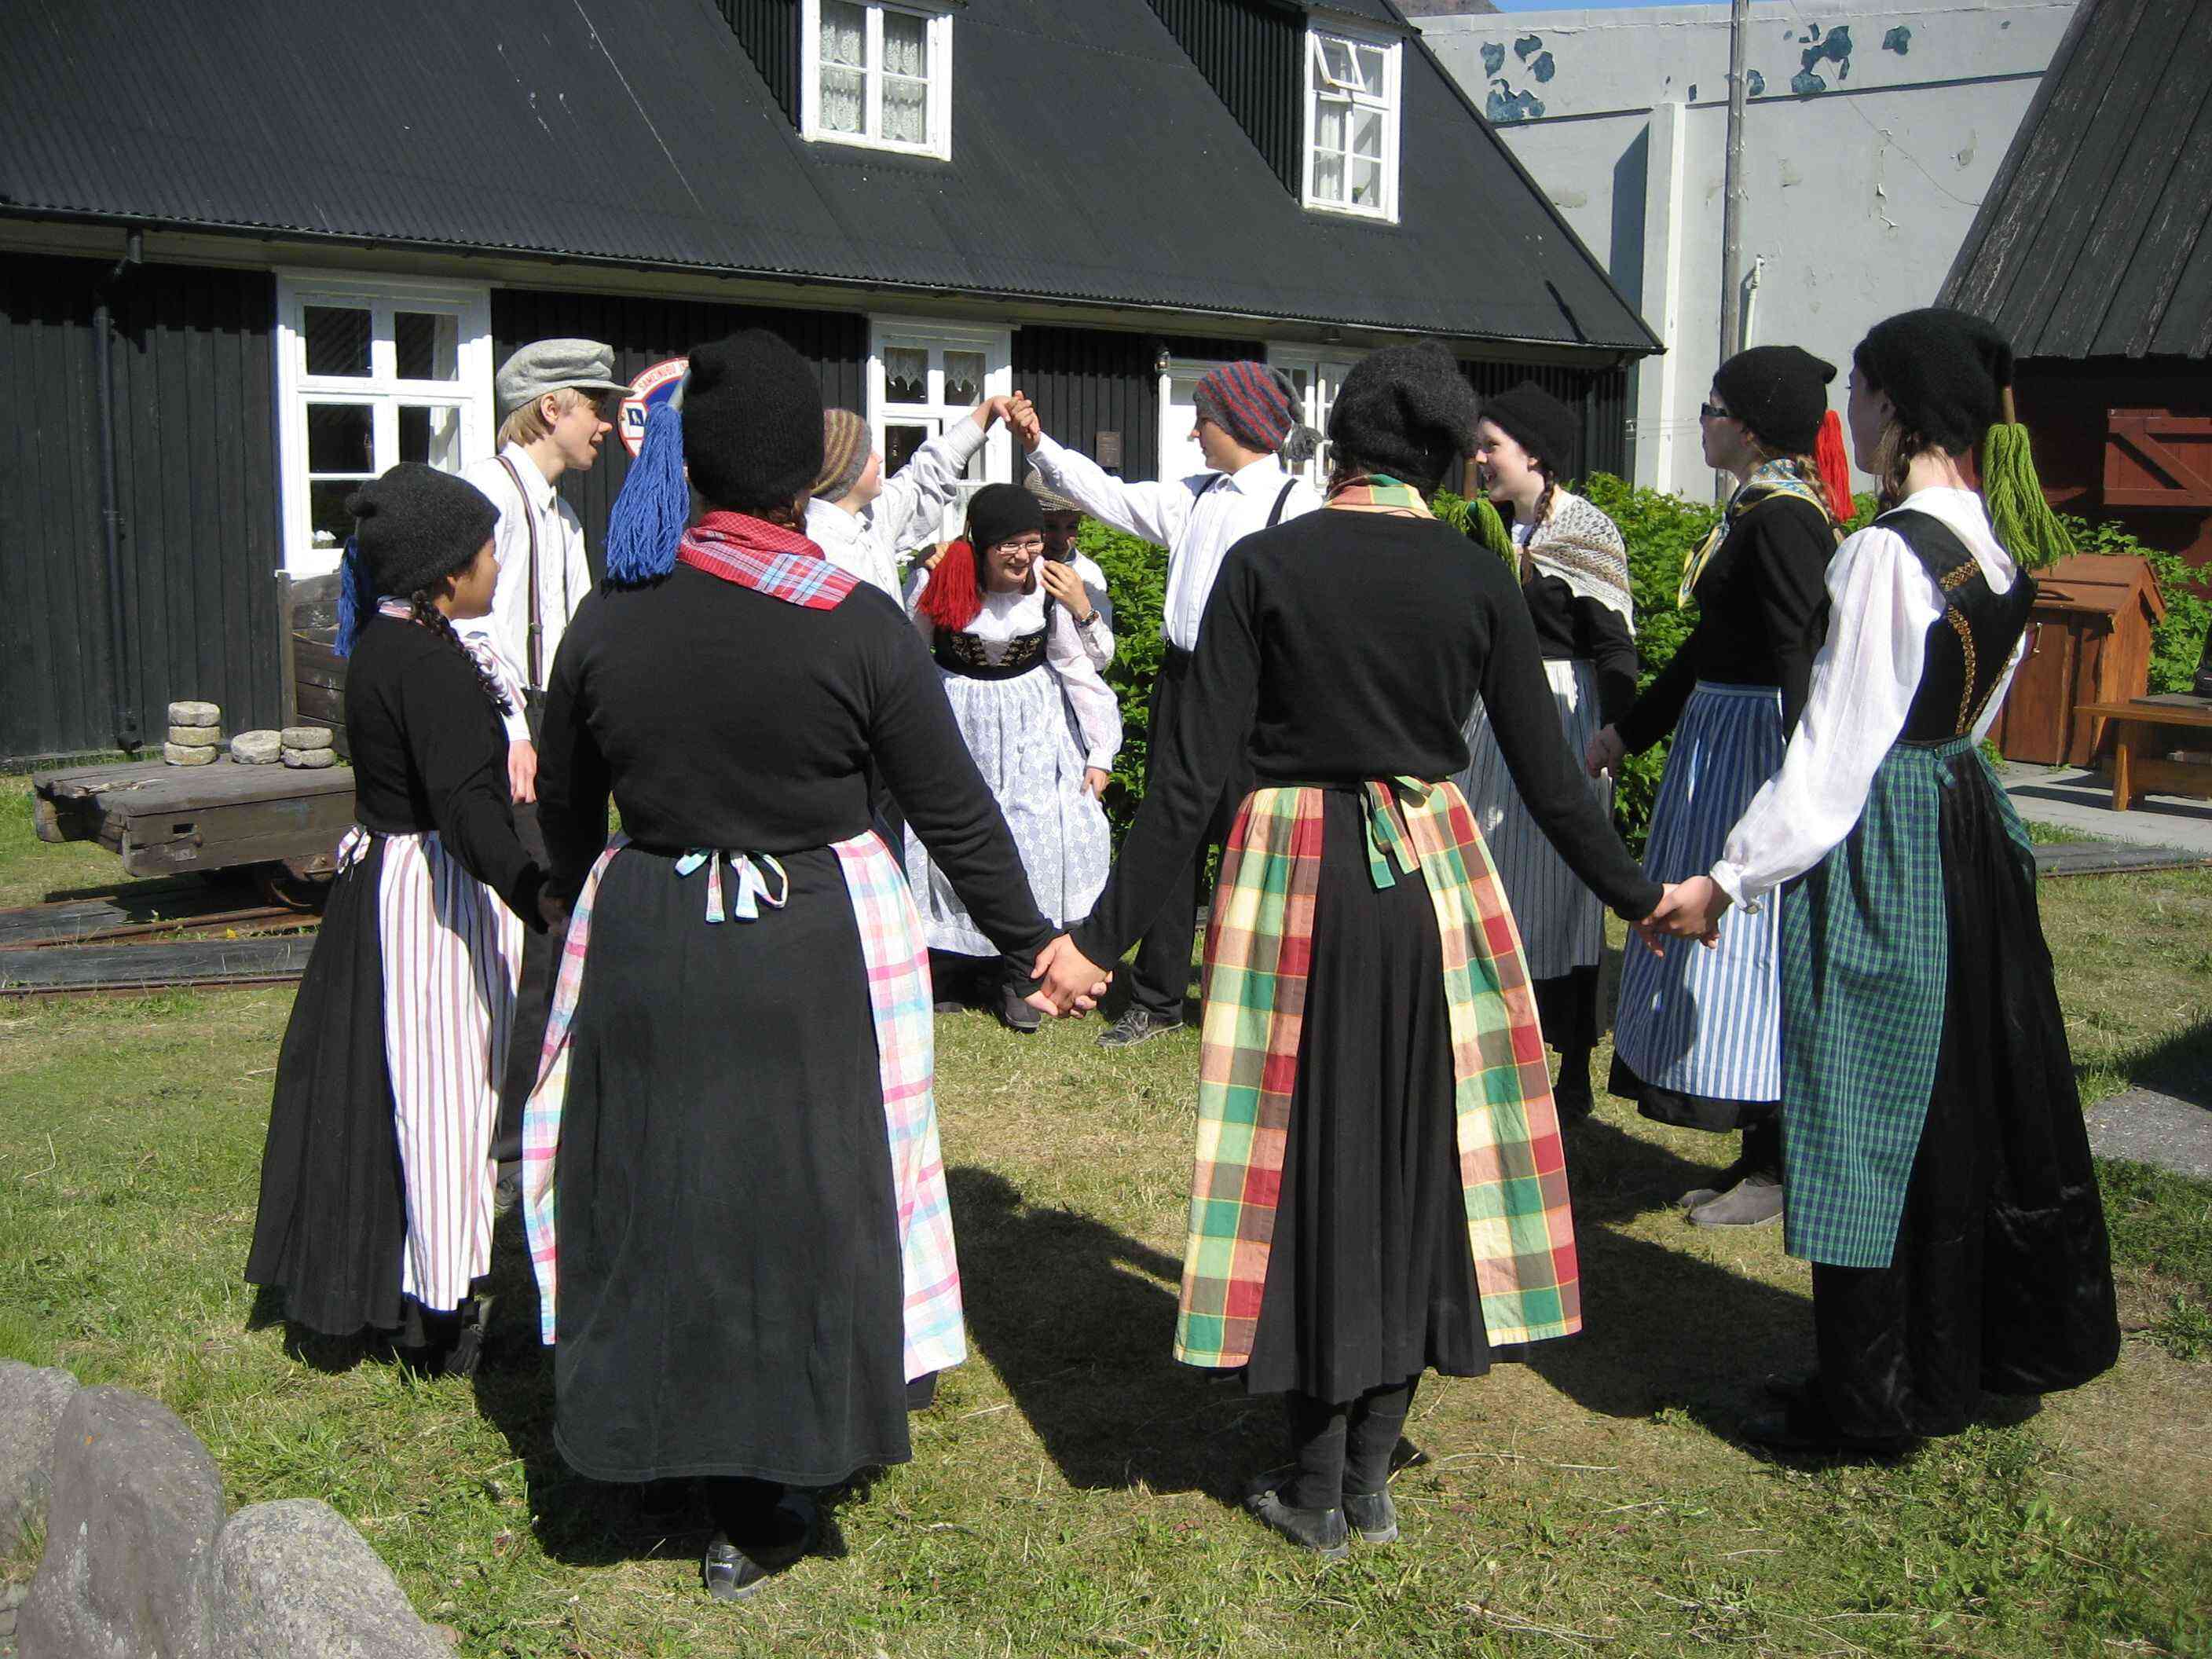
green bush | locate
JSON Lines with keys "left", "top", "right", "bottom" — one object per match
{"left": 1075, "top": 518, "right": 1170, "bottom": 828}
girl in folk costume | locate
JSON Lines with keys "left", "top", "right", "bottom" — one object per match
{"left": 1587, "top": 346, "right": 1851, "bottom": 1227}
{"left": 1455, "top": 383, "right": 1638, "bottom": 1118}
{"left": 248, "top": 464, "right": 551, "bottom": 1373}
{"left": 1037, "top": 343, "right": 1671, "bottom": 1555}
{"left": 522, "top": 332, "right": 1098, "bottom": 1600}
{"left": 904, "top": 484, "right": 1121, "bottom": 1034}
{"left": 1650, "top": 309, "right": 2119, "bottom": 1453}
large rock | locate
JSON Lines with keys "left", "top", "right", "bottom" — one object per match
{"left": 207, "top": 1500, "right": 449, "bottom": 1659}
{"left": 0, "top": 1362, "right": 79, "bottom": 1551}
{"left": 16, "top": 1387, "right": 224, "bottom": 1659}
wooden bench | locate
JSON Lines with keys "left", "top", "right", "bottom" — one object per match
{"left": 32, "top": 571, "right": 356, "bottom": 885}
{"left": 2076, "top": 695, "right": 2212, "bottom": 811}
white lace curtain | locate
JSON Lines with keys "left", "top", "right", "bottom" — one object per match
{"left": 819, "top": 2, "right": 866, "bottom": 134}
{"left": 818, "top": 2, "right": 932, "bottom": 145}
{"left": 881, "top": 9, "right": 928, "bottom": 145}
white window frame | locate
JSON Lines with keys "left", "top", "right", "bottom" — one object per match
{"left": 801, "top": 0, "right": 955, "bottom": 161}
{"left": 273, "top": 270, "right": 494, "bottom": 574}
{"left": 1267, "top": 346, "right": 1361, "bottom": 489}
{"left": 866, "top": 316, "right": 1013, "bottom": 546}
{"left": 1302, "top": 23, "right": 1403, "bottom": 223}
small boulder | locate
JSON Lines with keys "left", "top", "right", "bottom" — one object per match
{"left": 280, "top": 748, "right": 337, "bottom": 771}
{"left": 207, "top": 1500, "right": 450, "bottom": 1659}
{"left": 167, "top": 725, "right": 225, "bottom": 748}
{"left": 162, "top": 742, "right": 219, "bottom": 767}
{"left": 167, "top": 701, "right": 221, "bottom": 729}
{"left": 16, "top": 1386, "right": 225, "bottom": 1659}
{"left": 227, "top": 731, "right": 282, "bottom": 766}
{"left": 0, "top": 1362, "right": 79, "bottom": 1553}
{"left": 277, "top": 727, "right": 334, "bottom": 752}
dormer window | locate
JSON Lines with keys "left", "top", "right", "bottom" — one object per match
{"left": 801, "top": 0, "right": 954, "bottom": 160}
{"left": 1305, "top": 25, "right": 1401, "bottom": 222}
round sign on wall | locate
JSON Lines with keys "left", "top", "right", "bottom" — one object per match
{"left": 617, "top": 357, "right": 688, "bottom": 458}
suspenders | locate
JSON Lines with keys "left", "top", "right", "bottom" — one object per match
{"left": 495, "top": 454, "right": 546, "bottom": 690}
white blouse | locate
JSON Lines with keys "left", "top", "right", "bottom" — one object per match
{"left": 906, "top": 571, "right": 1124, "bottom": 771}
{"left": 1712, "top": 487, "right": 2026, "bottom": 906}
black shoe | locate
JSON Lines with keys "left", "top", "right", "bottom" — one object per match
{"left": 996, "top": 983, "right": 1042, "bottom": 1034}
{"left": 1551, "top": 1079, "right": 1595, "bottom": 1124}
{"left": 702, "top": 1502, "right": 815, "bottom": 1601}
{"left": 905, "top": 1371, "right": 939, "bottom": 1412}
{"left": 1741, "top": 1400, "right": 1914, "bottom": 1460}
{"left": 1763, "top": 1373, "right": 1820, "bottom": 1409}
{"left": 445, "top": 1294, "right": 494, "bottom": 1379}
{"left": 1343, "top": 1489, "right": 1399, "bottom": 1544}
{"left": 1244, "top": 1481, "right": 1349, "bottom": 1558}
{"left": 1095, "top": 1007, "right": 1184, "bottom": 1049}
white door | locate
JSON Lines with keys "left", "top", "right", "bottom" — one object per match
{"left": 1273, "top": 352, "right": 1358, "bottom": 489}
{"left": 1159, "top": 358, "right": 1226, "bottom": 481}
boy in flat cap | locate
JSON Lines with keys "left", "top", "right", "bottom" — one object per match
{"left": 463, "top": 338, "right": 628, "bottom": 1201}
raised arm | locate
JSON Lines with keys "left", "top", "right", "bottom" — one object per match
{"left": 871, "top": 405, "right": 994, "bottom": 557}
{"left": 1024, "top": 430, "right": 1195, "bottom": 548}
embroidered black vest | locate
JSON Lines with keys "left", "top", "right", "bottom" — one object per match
{"left": 1881, "top": 508, "right": 2038, "bottom": 744}
{"left": 932, "top": 595, "right": 1056, "bottom": 682}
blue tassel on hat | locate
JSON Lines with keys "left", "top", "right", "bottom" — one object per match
{"left": 334, "top": 534, "right": 375, "bottom": 657}
{"left": 604, "top": 398, "right": 689, "bottom": 587}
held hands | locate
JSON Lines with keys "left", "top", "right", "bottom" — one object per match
{"left": 1632, "top": 875, "right": 1730, "bottom": 956}
{"left": 1584, "top": 724, "right": 1626, "bottom": 780}
{"left": 1036, "top": 558, "right": 1094, "bottom": 621}
{"left": 507, "top": 738, "right": 540, "bottom": 805}
{"left": 980, "top": 394, "right": 1018, "bottom": 430}
{"left": 1027, "top": 933, "right": 1111, "bottom": 1017}
{"left": 1006, "top": 393, "right": 1043, "bottom": 453}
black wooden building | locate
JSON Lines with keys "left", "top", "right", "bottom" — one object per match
{"left": 0, "top": 0, "right": 1657, "bottom": 763}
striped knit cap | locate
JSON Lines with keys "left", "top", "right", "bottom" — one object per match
{"left": 812, "top": 408, "right": 874, "bottom": 500}
{"left": 1194, "top": 361, "right": 1302, "bottom": 454}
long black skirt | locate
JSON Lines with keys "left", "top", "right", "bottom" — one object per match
{"left": 1813, "top": 760, "right": 2119, "bottom": 1441}
{"left": 1243, "top": 791, "right": 1490, "bottom": 1404}
{"left": 246, "top": 842, "right": 410, "bottom": 1337}
{"left": 551, "top": 846, "right": 910, "bottom": 1488}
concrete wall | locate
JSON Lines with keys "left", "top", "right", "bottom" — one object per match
{"left": 1421, "top": 0, "right": 2075, "bottom": 496}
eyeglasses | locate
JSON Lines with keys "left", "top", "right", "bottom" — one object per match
{"left": 993, "top": 537, "right": 1046, "bottom": 555}
{"left": 1699, "top": 402, "right": 1734, "bottom": 421}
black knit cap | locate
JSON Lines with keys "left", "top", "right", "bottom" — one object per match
{"left": 965, "top": 482, "right": 1046, "bottom": 551}
{"left": 1327, "top": 340, "right": 1481, "bottom": 491}
{"left": 347, "top": 463, "right": 500, "bottom": 599}
{"left": 1852, "top": 307, "right": 2011, "bottom": 456}
{"left": 681, "top": 329, "right": 824, "bottom": 512}
{"left": 1478, "top": 382, "right": 1579, "bottom": 475}
{"left": 1711, "top": 344, "right": 1836, "bottom": 453}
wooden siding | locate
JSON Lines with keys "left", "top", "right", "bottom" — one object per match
{"left": 492, "top": 290, "right": 868, "bottom": 570}
{"left": 1144, "top": 0, "right": 1303, "bottom": 195}
{"left": 718, "top": 0, "right": 800, "bottom": 126}
{"left": 0, "top": 254, "right": 283, "bottom": 764}
{"left": 1014, "top": 328, "right": 1265, "bottom": 482}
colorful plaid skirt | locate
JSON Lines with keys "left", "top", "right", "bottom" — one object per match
{"left": 1177, "top": 778, "right": 1579, "bottom": 1372}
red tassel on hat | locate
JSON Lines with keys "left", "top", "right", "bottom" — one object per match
{"left": 1814, "top": 408, "right": 1854, "bottom": 524}
{"left": 917, "top": 540, "right": 984, "bottom": 632}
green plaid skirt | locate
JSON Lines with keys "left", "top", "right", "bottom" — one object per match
{"left": 1175, "top": 778, "right": 1578, "bottom": 1369}
{"left": 1781, "top": 736, "right": 2023, "bottom": 1269}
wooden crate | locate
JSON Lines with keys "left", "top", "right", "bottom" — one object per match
{"left": 1992, "top": 554, "right": 2166, "bottom": 767}
{"left": 278, "top": 570, "right": 349, "bottom": 760}
{"left": 33, "top": 756, "right": 357, "bottom": 878}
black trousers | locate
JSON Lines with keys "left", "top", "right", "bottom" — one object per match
{"left": 1284, "top": 1378, "right": 1418, "bottom": 1511}
{"left": 1126, "top": 648, "right": 1254, "bottom": 1020}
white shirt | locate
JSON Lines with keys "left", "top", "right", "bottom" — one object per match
{"left": 1027, "top": 434, "right": 1320, "bottom": 650}
{"left": 905, "top": 571, "right": 1123, "bottom": 771}
{"left": 1712, "top": 487, "right": 2027, "bottom": 905}
{"left": 1062, "top": 551, "right": 1115, "bottom": 671}
{"left": 807, "top": 417, "right": 988, "bottom": 601}
{"left": 460, "top": 444, "right": 595, "bottom": 742}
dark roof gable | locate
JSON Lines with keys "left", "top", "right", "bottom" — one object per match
{"left": 0, "top": 0, "right": 1657, "bottom": 353}
{"left": 1940, "top": 0, "right": 2212, "bottom": 361}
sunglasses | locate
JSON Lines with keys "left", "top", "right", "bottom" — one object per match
{"left": 1699, "top": 402, "right": 1735, "bottom": 421}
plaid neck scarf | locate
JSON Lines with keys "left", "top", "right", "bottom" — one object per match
{"left": 676, "top": 511, "right": 857, "bottom": 610}
{"left": 1326, "top": 474, "right": 1434, "bottom": 516}
{"left": 1679, "top": 458, "right": 1829, "bottom": 606}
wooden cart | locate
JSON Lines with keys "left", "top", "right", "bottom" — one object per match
{"left": 31, "top": 573, "right": 354, "bottom": 892}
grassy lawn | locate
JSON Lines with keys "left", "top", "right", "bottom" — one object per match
{"left": 2, "top": 770, "right": 2210, "bottom": 1657}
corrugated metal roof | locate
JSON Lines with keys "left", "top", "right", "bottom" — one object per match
{"left": 1941, "top": 0, "right": 2212, "bottom": 361}
{"left": 0, "top": 0, "right": 1657, "bottom": 353}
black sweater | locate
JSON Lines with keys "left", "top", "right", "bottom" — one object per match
{"left": 1071, "top": 511, "right": 1662, "bottom": 965}
{"left": 1617, "top": 489, "right": 1837, "bottom": 753}
{"left": 535, "top": 564, "right": 1055, "bottom": 961}
{"left": 343, "top": 614, "right": 543, "bottom": 922}
{"left": 1522, "top": 568, "right": 1640, "bottom": 727}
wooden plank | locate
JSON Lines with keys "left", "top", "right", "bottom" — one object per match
{"left": 294, "top": 638, "right": 346, "bottom": 684}
{"left": 293, "top": 683, "right": 344, "bottom": 723}
{"left": 0, "top": 936, "right": 313, "bottom": 992}
{"left": 2113, "top": 719, "right": 2140, "bottom": 809}
{"left": 2126, "top": 755, "right": 2212, "bottom": 804}
{"left": 278, "top": 573, "right": 302, "bottom": 730}
{"left": 117, "top": 788, "right": 357, "bottom": 878}
{"left": 44, "top": 757, "right": 354, "bottom": 814}
{"left": 2078, "top": 698, "right": 2212, "bottom": 727}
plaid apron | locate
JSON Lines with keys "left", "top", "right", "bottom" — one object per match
{"left": 518, "top": 830, "right": 963, "bottom": 1379}
{"left": 1779, "top": 736, "right": 1976, "bottom": 1269}
{"left": 1176, "top": 777, "right": 1579, "bottom": 1369}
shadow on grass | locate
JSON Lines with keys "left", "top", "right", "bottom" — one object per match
{"left": 949, "top": 1166, "right": 1273, "bottom": 1506}
{"left": 2108, "top": 1014, "right": 2212, "bottom": 1110}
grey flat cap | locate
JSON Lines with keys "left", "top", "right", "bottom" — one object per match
{"left": 1026, "top": 474, "right": 1083, "bottom": 515}
{"left": 495, "top": 339, "right": 631, "bottom": 413}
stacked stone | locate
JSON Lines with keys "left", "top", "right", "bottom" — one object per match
{"left": 229, "top": 730, "right": 283, "bottom": 765}
{"left": 162, "top": 702, "right": 222, "bottom": 766}
{"left": 280, "top": 727, "right": 337, "bottom": 770}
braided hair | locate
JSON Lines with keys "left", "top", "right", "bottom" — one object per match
{"left": 1519, "top": 467, "right": 1558, "bottom": 583}
{"left": 406, "top": 591, "right": 515, "bottom": 717}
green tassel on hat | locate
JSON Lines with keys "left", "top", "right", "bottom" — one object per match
{"left": 1470, "top": 494, "right": 1514, "bottom": 565}
{"left": 1981, "top": 412, "right": 2071, "bottom": 573}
